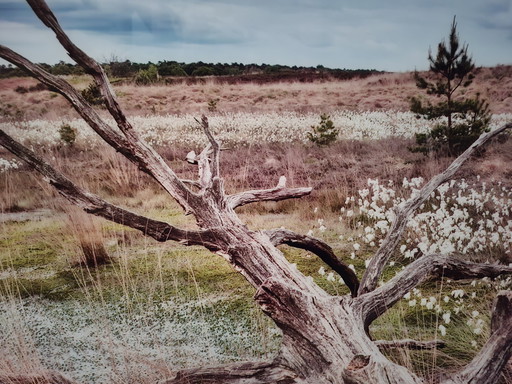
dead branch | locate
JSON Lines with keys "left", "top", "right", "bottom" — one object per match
{"left": 26, "top": 0, "right": 133, "bottom": 138}
{"left": 0, "top": 45, "right": 131, "bottom": 155}
{"left": 0, "top": 8, "right": 197, "bottom": 213}
{"left": 265, "top": 228, "right": 359, "bottom": 296}
{"left": 163, "top": 361, "right": 296, "bottom": 384}
{"left": 441, "top": 291, "right": 512, "bottom": 384}
{"left": 196, "top": 115, "right": 220, "bottom": 179}
{"left": 375, "top": 339, "right": 445, "bottom": 351}
{"left": 0, "top": 130, "right": 213, "bottom": 247}
{"left": 359, "top": 254, "right": 512, "bottom": 327}
{"left": 227, "top": 176, "right": 312, "bottom": 209}
{"left": 359, "top": 122, "right": 512, "bottom": 295}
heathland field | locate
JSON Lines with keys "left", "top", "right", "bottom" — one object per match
{"left": 1, "top": 68, "right": 512, "bottom": 383}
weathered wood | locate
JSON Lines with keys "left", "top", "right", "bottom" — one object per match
{"left": 0, "top": 44, "right": 197, "bottom": 214}
{"left": 227, "top": 176, "right": 312, "bottom": 209}
{"left": 1, "top": 1, "right": 511, "bottom": 383}
{"left": 164, "top": 361, "right": 296, "bottom": 384}
{"left": 359, "top": 254, "right": 512, "bottom": 328}
{"left": 0, "top": 130, "right": 213, "bottom": 247}
{"left": 265, "top": 228, "right": 360, "bottom": 296}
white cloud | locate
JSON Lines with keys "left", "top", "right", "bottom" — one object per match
{"left": 0, "top": 0, "right": 510, "bottom": 70}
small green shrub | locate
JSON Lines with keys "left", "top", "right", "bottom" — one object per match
{"left": 81, "top": 82, "right": 104, "bottom": 105}
{"left": 59, "top": 124, "right": 77, "bottom": 146}
{"left": 207, "top": 98, "right": 219, "bottom": 112}
{"left": 308, "top": 114, "right": 338, "bottom": 146}
{"left": 134, "top": 64, "right": 159, "bottom": 85}
{"left": 14, "top": 86, "right": 28, "bottom": 94}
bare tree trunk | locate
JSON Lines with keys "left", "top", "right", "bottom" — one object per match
{"left": 0, "top": 1, "right": 511, "bottom": 383}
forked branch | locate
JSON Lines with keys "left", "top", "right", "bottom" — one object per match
{"left": 196, "top": 115, "right": 220, "bottom": 179}
{"left": 359, "top": 253, "right": 512, "bottom": 327}
{"left": 265, "top": 228, "right": 359, "bottom": 296}
{"left": 359, "top": 122, "right": 512, "bottom": 295}
{"left": 1, "top": 0, "right": 197, "bottom": 213}
{"left": 26, "top": 0, "right": 133, "bottom": 136}
{"left": 0, "top": 130, "right": 214, "bottom": 248}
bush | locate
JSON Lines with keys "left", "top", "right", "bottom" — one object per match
{"left": 308, "top": 114, "right": 338, "bottom": 146}
{"left": 81, "top": 83, "right": 104, "bottom": 106}
{"left": 207, "top": 98, "right": 219, "bottom": 112}
{"left": 191, "top": 66, "right": 215, "bottom": 76}
{"left": 14, "top": 86, "right": 28, "bottom": 94}
{"left": 59, "top": 124, "right": 76, "bottom": 146}
{"left": 134, "top": 64, "right": 159, "bottom": 85}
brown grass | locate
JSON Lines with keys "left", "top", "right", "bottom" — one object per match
{"left": 3, "top": 135, "right": 510, "bottom": 227}
{"left": 1, "top": 65, "right": 510, "bottom": 121}
{"left": 63, "top": 205, "right": 110, "bottom": 267}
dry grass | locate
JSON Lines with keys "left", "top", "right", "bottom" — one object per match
{"left": 3, "top": 134, "right": 510, "bottom": 225}
{"left": 1, "top": 65, "right": 510, "bottom": 121}
{"left": 64, "top": 206, "right": 110, "bottom": 267}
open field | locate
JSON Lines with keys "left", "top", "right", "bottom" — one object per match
{"left": 1, "top": 70, "right": 512, "bottom": 383}
{"left": 1, "top": 65, "right": 511, "bottom": 121}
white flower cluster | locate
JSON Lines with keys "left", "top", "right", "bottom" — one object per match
{"left": 400, "top": 275, "right": 512, "bottom": 342}
{"left": 0, "top": 157, "right": 21, "bottom": 172}
{"left": 340, "top": 177, "right": 512, "bottom": 262}
{"left": 1, "top": 112, "right": 510, "bottom": 149}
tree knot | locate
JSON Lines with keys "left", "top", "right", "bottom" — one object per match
{"left": 346, "top": 355, "right": 370, "bottom": 371}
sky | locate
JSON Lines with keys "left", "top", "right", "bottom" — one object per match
{"left": 0, "top": 0, "right": 511, "bottom": 72}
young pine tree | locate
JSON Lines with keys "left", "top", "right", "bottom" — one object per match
{"left": 410, "top": 16, "right": 491, "bottom": 155}
{"left": 308, "top": 114, "right": 338, "bottom": 146}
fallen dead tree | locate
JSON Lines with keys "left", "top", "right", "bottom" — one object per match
{"left": 1, "top": 1, "right": 511, "bottom": 383}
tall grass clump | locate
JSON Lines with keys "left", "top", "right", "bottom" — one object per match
{"left": 65, "top": 206, "right": 110, "bottom": 267}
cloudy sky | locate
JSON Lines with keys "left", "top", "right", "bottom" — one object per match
{"left": 0, "top": 0, "right": 511, "bottom": 72}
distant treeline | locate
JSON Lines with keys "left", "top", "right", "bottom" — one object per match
{"left": 0, "top": 60, "right": 382, "bottom": 83}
